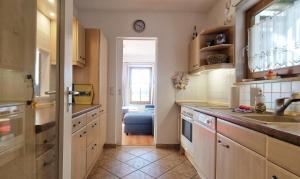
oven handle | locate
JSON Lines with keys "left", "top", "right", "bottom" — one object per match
{"left": 181, "top": 115, "right": 193, "bottom": 122}
{"left": 193, "top": 120, "right": 216, "bottom": 133}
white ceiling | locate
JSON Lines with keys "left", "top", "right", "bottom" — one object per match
{"left": 74, "top": 0, "right": 217, "bottom": 13}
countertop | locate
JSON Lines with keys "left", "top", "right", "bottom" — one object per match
{"left": 72, "top": 104, "right": 100, "bottom": 118}
{"left": 179, "top": 102, "right": 300, "bottom": 147}
{"left": 35, "top": 106, "right": 56, "bottom": 133}
{"left": 35, "top": 104, "right": 100, "bottom": 133}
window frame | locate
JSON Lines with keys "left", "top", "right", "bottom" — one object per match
{"left": 128, "top": 66, "right": 153, "bottom": 105}
{"left": 245, "top": 0, "right": 300, "bottom": 79}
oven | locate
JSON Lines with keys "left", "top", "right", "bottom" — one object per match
{"left": 180, "top": 107, "right": 194, "bottom": 157}
{"left": 0, "top": 105, "right": 25, "bottom": 153}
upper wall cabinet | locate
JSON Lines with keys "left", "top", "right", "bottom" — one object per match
{"left": 72, "top": 17, "right": 86, "bottom": 67}
{"left": 189, "top": 25, "right": 235, "bottom": 74}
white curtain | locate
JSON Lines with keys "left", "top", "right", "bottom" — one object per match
{"left": 248, "top": 1, "right": 300, "bottom": 72}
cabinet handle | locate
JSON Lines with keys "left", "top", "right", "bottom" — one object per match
{"left": 272, "top": 176, "right": 278, "bottom": 179}
{"left": 206, "top": 120, "right": 211, "bottom": 124}
{"left": 94, "top": 143, "right": 97, "bottom": 147}
{"left": 100, "top": 110, "right": 104, "bottom": 113}
{"left": 78, "top": 121, "right": 81, "bottom": 124}
{"left": 73, "top": 124, "right": 76, "bottom": 127}
{"left": 43, "top": 139, "right": 48, "bottom": 144}
{"left": 94, "top": 123, "right": 97, "bottom": 126}
{"left": 92, "top": 125, "right": 95, "bottom": 128}
{"left": 221, "top": 144, "right": 230, "bottom": 148}
{"left": 80, "top": 134, "right": 82, "bottom": 138}
{"left": 83, "top": 131, "right": 87, "bottom": 134}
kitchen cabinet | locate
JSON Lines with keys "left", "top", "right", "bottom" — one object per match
{"left": 50, "top": 20, "right": 57, "bottom": 65}
{"left": 72, "top": 17, "right": 86, "bottom": 67}
{"left": 267, "top": 161, "right": 300, "bottom": 179}
{"left": 71, "top": 107, "right": 104, "bottom": 179}
{"left": 267, "top": 137, "right": 300, "bottom": 177}
{"left": 216, "top": 134, "right": 266, "bottom": 179}
{"left": 193, "top": 120, "right": 215, "bottom": 179}
{"left": 189, "top": 35, "right": 200, "bottom": 72}
{"left": 71, "top": 126, "right": 87, "bottom": 179}
{"left": 99, "top": 113, "right": 107, "bottom": 150}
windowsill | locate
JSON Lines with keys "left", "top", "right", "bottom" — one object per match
{"left": 234, "top": 76, "right": 300, "bottom": 85}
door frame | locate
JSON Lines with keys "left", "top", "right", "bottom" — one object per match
{"left": 58, "top": 0, "right": 73, "bottom": 179}
{"left": 115, "top": 37, "right": 158, "bottom": 145}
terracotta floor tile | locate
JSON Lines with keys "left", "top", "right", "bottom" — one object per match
{"left": 140, "top": 163, "right": 169, "bottom": 178}
{"left": 172, "top": 162, "right": 198, "bottom": 178}
{"left": 124, "top": 157, "right": 151, "bottom": 169}
{"left": 106, "top": 163, "right": 137, "bottom": 178}
{"left": 153, "top": 157, "right": 183, "bottom": 169}
{"left": 87, "top": 168, "right": 118, "bottom": 179}
{"left": 115, "top": 151, "right": 136, "bottom": 162}
{"left": 122, "top": 170, "right": 154, "bottom": 179}
{"left": 158, "top": 170, "right": 190, "bottom": 179}
{"left": 98, "top": 158, "right": 123, "bottom": 169}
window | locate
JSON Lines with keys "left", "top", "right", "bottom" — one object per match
{"left": 129, "top": 67, "right": 152, "bottom": 104}
{"left": 246, "top": 0, "right": 300, "bottom": 78}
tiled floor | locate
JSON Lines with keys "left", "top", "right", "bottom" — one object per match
{"left": 88, "top": 146, "right": 200, "bottom": 179}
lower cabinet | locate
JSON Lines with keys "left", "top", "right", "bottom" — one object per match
{"left": 216, "top": 133, "right": 266, "bottom": 179}
{"left": 267, "top": 161, "right": 300, "bottom": 179}
{"left": 71, "top": 108, "right": 103, "bottom": 179}
{"left": 71, "top": 126, "right": 87, "bottom": 179}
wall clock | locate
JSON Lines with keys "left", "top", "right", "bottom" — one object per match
{"left": 133, "top": 20, "right": 146, "bottom": 33}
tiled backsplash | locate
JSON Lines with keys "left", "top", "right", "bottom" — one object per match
{"left": 239, "top": 80, "right": 300, "bottom": 112}
{"left": 176, "top": 69, "right": 236, "bottom": 105}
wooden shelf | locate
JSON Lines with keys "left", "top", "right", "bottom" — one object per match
{"left": 200, "top": 25, "right": 233, "bottom": 35}
{"left": 190, "top": 63, "right": 234, "bottom": 74}
{"left": 200, "top": 44, "right": 233, "bottom": 52}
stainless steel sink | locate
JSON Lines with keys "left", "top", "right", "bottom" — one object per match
{"left": 244, "top": 115, "right": 300, "bottom": 124}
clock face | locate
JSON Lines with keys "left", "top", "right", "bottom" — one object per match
{"left": 133, "top": 20, "right": 145, "bottom": 33}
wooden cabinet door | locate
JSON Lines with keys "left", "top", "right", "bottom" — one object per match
{"left": 78, "top": 22, "right": 85, "bottom": 61}
{"left": 71, "top": 127, "right": 87, "bottom": 179}
{"left": 189, "top": 35, "right": 200, "bottom": 72}
{"left": 216, "top": 134, "right": 266, "bottom": 179}
{"left": 87, "top": 119, "right": 99, "bottom": 146}
{"left": 86, "top": 141, "right": 99, "bottom": 173}
{"left": 267, "top": 161, "right": 300, "bottom": 179}
{"left": 193, "top": 121, "right": 216, "bottom": 179}
{"left": 99, "top": 113, "right": 107, "bottom": 149}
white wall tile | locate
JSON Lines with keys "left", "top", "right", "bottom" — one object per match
{"left": 264, "top": 83, "right": 272, "bottom": 92}
{"left": 272, "top": 83, "right": 281, "bottom": 93}
{"left": 292, "top": 81, "right": 300, "bottom": 93}
{"left": 281, "top": 82, "right": 292, "bottom": 93}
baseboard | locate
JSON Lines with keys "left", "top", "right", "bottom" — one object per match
{"left": 103, "top": 144, "right": 117, "bottom": 148}
{"left": 155, "top": 144, "right": 180, "bottom": 150}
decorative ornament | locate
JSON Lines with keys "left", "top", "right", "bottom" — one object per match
{"left": 171, "top": 72, "right": 189, "bottom": 90}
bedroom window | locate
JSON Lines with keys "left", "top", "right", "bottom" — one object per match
{"left": 129, "top": 67, "right": 152, "bottom": 104}
{"left": 246, "top": 0, "right": 300, "bottom": 78}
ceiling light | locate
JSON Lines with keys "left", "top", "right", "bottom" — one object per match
{"left": 49, "top": 12, "right": 55, "bottom": 17}
{"left": 48, "top": 0, "right": 55, "bottom": 3}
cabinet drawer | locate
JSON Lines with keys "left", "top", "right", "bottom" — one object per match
{"left": 87, "top": 141, "right": 99, "bottom": 172}
{"left": 267, "top": 137, "right": 300, "bottom": 177}
{"left": 217, "top": 118, "right": 266, "bottom": 156}
{"left": 36, "top": 149, "right": 56, "bottom": 179}
{"left": 267, "top": 161, "right": 300, "bottom": 179}
{"left": 87, "top": 119, "right": 99, "bottom": 146}
{"left": 72, "top": 113, "right": 87, "bottom": 133}
{"left": 87, "top": 108, "right": 99, "bottom": 124}
{"left": 36, "top": 127, "right": 56, "bottom": 157}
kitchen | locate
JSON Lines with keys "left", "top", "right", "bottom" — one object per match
{"left": 1, "top": 0, "right": 300, "bottom": 179}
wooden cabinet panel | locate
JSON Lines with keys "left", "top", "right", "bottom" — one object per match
{"left": 72, "top": 113, "right": 87, "bottom": 133}
{"left": 71, "top": 127, "right": 87, "bottom": 179}
{"left": 189, "top": 35, "right": 200, "bottom": 72}
{"left": 36, "top": 127, "right": 56, "bottom": 157}
{"left": 72, "top": 17, "right": 85, "bottom": 67}
{"left": 50, "top": 20, "right": 57, "bottom": 65}
{"left": 216, "top": 134, "right": 266, "bottom": 179}
{"left": 87, "top": 141, "right": 99, "bottom": 173}
{"left": 99, "top": 113, "right": 107, "bottom": 149}
{"left": 193, "top": 121, "right": 215, "bottom": 179}
{"left": 87, "top": 108, "right": 100, "bottom": 124}
{"left": 217, "top": 118, "right": 267, "bottom": 156}
{"left": 267, "top": 161, "right": 300, "bottom": 179}
{"left": 87, "top": 118, "right": 99, "bottom": 146}
{"left": 267, "top": 137, "right": 300, "bottom": 177}
{"left": 36, "top": 149, "right": 56, "bottom": 179}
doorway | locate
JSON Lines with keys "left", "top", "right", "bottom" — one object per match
{"left": 116, "top": 38, "right": 157, "bottom": 146}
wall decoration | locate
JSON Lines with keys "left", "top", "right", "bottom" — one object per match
{"left": 171, "top": 72, "right": 190, "bottom": 90}
{"left": 133, "top": 20, "right": 146, "bottom": 33}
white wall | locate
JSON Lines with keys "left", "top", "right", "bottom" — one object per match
{"left": 79, "top": 11, "right": 208, "bottom": 144}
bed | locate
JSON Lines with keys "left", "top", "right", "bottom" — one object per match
{"left": 124, "top": 105, "right": 154, "bottom": 135}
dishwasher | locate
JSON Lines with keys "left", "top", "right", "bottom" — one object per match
{"left": 193, "top": 111, "right": 216, "bottom": 179}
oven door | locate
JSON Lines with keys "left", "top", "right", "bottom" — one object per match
{"left": 0, "top": 113, "right": 25, "bottom": 153}
{"left": 181, "top": 115, "right": 193, "bottom": 143}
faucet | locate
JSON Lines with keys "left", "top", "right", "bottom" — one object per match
{"left": 275, "top": 93, "right": 300, "bottom": 116}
